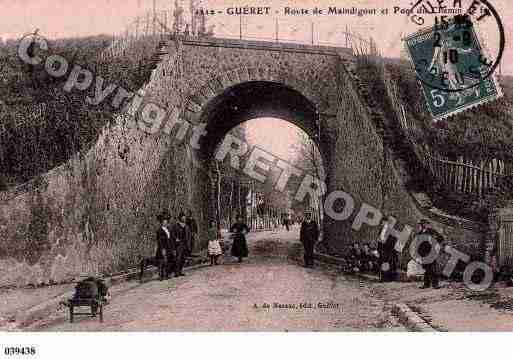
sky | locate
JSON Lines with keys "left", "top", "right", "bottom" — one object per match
{"left": 242, "top": 118, "right": 305, "bottom": 161}
{"left": 2, "top": 1, "right": 510, "bottom": 166}
{"left": 1, "top": 0, "right": 511, "bottom": 74}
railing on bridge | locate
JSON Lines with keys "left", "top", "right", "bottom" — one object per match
{"left": 100, "top": 6, "right": 380, "bottom": 64}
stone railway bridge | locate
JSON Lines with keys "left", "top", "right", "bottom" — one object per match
{"left": 0, "top": 37, "right": 485, "bottom": 287}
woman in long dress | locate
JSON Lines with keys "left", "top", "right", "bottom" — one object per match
{"left": 230, "top": 215, "right": 250, "bottom": 263}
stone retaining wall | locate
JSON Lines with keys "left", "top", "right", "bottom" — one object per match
{"left": 0, "top": 38, "right": 487, "bottom": 287}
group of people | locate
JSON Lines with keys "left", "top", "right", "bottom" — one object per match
{"left": 298, "top": 211, "right": 445, "bottom": 290}
{"left": 154, "top": 206, "right": 445, "bottom": 291}
{"left": 205, "top": 215, "right": 252, "bottom": 265}
{"left": 154, "top": 210, "right": 198, "bottom": 280}
{"left": 347, "top": 243, "right": 380, "bottom": 274}
{"left": 374, "top": 216, "right": 444, "bottom": 289}
{"left": 153, "top": 211, "right": 251, "bottom": 280}
{"left": 339, "top": 216, "right": 403, "bottom": 281}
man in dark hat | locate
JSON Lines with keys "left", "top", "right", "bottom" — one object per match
{"left": 170, "top": 212, "right": 191, "bottom": 277}
{"left": 379, "top": 215, "right": 399, "bottom": 282}
{"left": 414, "top": 219, "right": 444, "bottom": 289}
{"left": 300, "top": 210, "right": 319, "bottom": 267}
{"left": 155, "top": 211, "right": 174, "bottom": 280}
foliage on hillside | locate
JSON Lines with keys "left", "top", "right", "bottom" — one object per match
{"left": 386, "top": 60, "right": 513, "bottom": 161}
{"left": 0, "top": 34, "right": 162, "bottom": 189}
{"left": 379, "top": 60, "right": 513, "bottom": 220}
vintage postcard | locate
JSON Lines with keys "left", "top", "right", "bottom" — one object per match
{"left": 1, "top": 0, "right": 513, "bottom": 357}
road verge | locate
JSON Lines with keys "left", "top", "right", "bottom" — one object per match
{"left": 3, "top": 256, "right": 210, "bottom": 330}
{"left": 391, "top": 303, "right": 437, "bottom": 332}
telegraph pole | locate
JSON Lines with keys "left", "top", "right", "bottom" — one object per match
{"left": 345, "top": 25, "right": 349, "bottom": 48}
{"left": 311, "top": 21, "right": 314, "bottom": 45}
{"left": 152, "top": 0, "right": 156, "bottom": 36}
{"left": 275, "top": 18, "right": 278, "bottom": 42}
{"left": 145, "top": 11, "right": 150, "bottom": 36}
{"left": 163, "top": 10, "right": 167, "bottom": 36}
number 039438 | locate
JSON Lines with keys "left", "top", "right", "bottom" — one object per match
{"left": 3, "top": 346, "right": 36, "bottom": 356}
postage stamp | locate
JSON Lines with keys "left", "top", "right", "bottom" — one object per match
{"left": 403, "top": 14, "right": 503, "bottom": 121}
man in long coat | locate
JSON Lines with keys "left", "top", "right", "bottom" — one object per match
{"left": 155, "top": 211, "right": 174, "bottom": 280}
{"left": 379, "top": 216, "right": 399, "bottom": 282}
{"left": 171, "top": 212, "right": 191, "bottom": 277}
{"left": 415, "top": 219, "right": 444, "bottom": 289}
{"left": 300, "top": 211, "right": 319, "bottom": 267}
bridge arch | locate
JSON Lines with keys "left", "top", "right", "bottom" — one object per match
{"left": 196, "top": 80, "right": 323, "bottom": 161}
{"left": 186, "top": 79, "right": 332, "bottom": 241}
{"left": 178, "top": 63, "right": 331, "bottom": 126}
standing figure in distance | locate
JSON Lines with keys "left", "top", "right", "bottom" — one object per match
{"left": 378, "top": 215, "right": 399, "bottom": 282}
{"left": 284, "top": 213, "right": 290, "bottom": 232}
{"left": 171, "top": 212, "right": 191, "bottom": 277}
{"left": 155, "top": 211, "right": 174, "bottom": 280}
{"left": 415, "top": 219, "right": 443, "bottom": 289}
{"left": 300, "top": 210, "right": 319, "bottom": 268}
{"left": 230, "top": 215, "right": 249, "bottom": 263}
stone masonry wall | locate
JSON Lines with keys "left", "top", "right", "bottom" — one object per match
{"left": 0, "top": 109, "right": 193, "bottom": 286}
{"left": 0, "top": 39, "right": 486, "bottom": 287}
{"left": 322, "top": 54, "right": 486, "bottom": 263}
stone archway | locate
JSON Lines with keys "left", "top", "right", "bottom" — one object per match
{"left": 188, "top": 80, "right": 331, "bottom": 250}
{"left": 197, "top": 81, "right": 323, "bottom": 160}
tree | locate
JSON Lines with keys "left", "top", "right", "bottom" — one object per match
{"left": 172, "top": 0, "right": 185, "bottom": 34}
{"left": 292, "top": 132, "right": 325, "bottom": 224}
{"left": 211, "top": 124, "right": 251, "bottom": 228}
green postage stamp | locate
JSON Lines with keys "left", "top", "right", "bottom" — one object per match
{"left": 403, "top": 14, "right": 503, "bottom": 121}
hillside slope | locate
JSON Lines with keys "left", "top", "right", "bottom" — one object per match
{"left": 0, "top": 34, "right": 161, "bottom": 189}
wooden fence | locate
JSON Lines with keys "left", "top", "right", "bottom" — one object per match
{"left": 382, "top": 67, "right": 511, "bottom": 199}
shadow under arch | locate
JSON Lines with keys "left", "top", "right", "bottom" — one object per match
{"left": 189, "top": 80, "right": 332, "bottom": 251}
{"left": 196, "top": 81, "right": 324, "bottom": 162}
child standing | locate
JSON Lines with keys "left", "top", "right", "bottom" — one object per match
{"left": 207, "top": 220, "right": 222, "bottom": 266}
